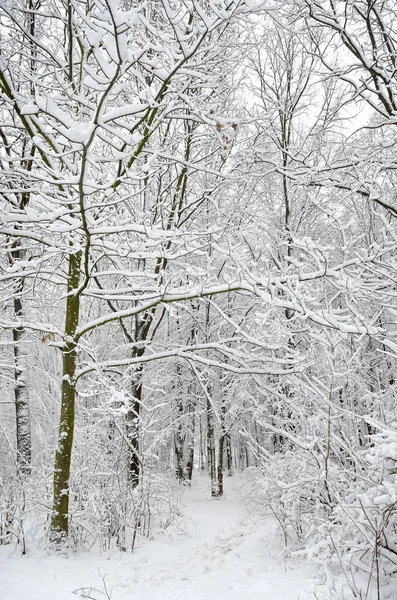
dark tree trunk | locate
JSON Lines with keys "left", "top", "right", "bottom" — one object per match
{"left": 126, "top": 358, "right": 143, "bottom": 488}
{"left": 225, "top": 433, "right": 232, "bottom": 476}
{"left": 207, "top": 396, "right": 217, "bottom": 497}
{"left": 217, "top": 434, "right": 225, "bottom": 497}
{"left": 49, "top": 251, "right": 81, "bottom": 546}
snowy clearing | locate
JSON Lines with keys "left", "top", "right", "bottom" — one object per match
{"left": 0, "top": 477, "right": 313, "bottom": 600}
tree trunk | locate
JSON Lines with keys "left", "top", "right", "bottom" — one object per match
{"left": 225, "top": 433, "right": 232, "bottom": 476}
{"left": 174, "top": 363, "right": 185, "bottom": 482}
{"left": 175, "top": 392, "right": 195, "bottom": 484}
{"left": 49, "top": 251, "right": 81, "bottom": 547}
{"left": 8, "top": 244, "right": 32, "bottom": 476}
{"left": 207, "top": 396, "right": 217, "bottom": 497}
{"left": 126, "top": 360, "right": 143, "bottom": 488}
{"left": 186, "top": 404, "right": 195, "bottom": 482}
{"left": 199, "top": 415, "right": 206, "bottom": 471}
{"left": 217, "top": 434, "right": 224, "bottom": 497}
{"left": 13, "top": 318, "right": 31, "bottom": 476}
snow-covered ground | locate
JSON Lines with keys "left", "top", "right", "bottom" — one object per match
{"left": 0, "top": 476, "right": 314, "bottom": 600}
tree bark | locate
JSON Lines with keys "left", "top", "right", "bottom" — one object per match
{"left": 174, "top": 391, "right": 195, "bottom": 484}
{"left": 225, "top": 433, "right": 232, "bottom": 476}
{"left": 49, "top": 251, "right": 81, "bottom": 546}
{"left": 126, "top": 357, "right": 143, "bottom": 488}
{"left": 8, "top": 241, "right": 32, "bottom": 476}
{"left": 207, "top": 395, "right": 217, "bottom": 497}
{"left": 13, "top": 317, "right": 31, "bottom": 476}
{"left": 217, "top": 434, "right": 224, "bottom": 497}
{"left": 185, "top": 403, "right": 195, "bottom": 483}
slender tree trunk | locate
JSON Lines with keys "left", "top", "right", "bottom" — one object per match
{"left": 13, "top": 316, "right": 31, "bottom": 476}
{"left": 179, "top": 315, "right": 197, "bottom": 483}
{"left": 174, "top": 409, "right": 186, "bottom": 481}
{"left": 207, "top": 396, "right": 217, "bottom": 497}
{"left": 49, "top": 251, "right": 81, "bottom": 546}
{"left": 124, "top": 310, "right": 158, "bottom": 488}
{"left": 174, "top": 358, "right": 196, "bottom": 484}
{"left": 175, "top": 393, "right": 195, "bottom": 484}
{"left": 8, "top": 241, "right": 32, "bottom": 476}
{"left": 174, "top": 363, "right": 185, "bottom": 481}
{"left": 199, "top": 415, "right": 206, "bottom": 471}
{"left": 216, "top": 400, "right": 229, "bottom": 496}
{"left": 217, "top": 434, "right": 224, "bottom": 497}
{"left": 185, "top": 403, "right": 195, "bottom": 482}
{"left": 6, "top": 152, "right": 35, "bottom": 475}
{"left": 126, "top": 359, "right": 143, "bottom": 488}
{"left": 245, "top": 445, "right": 250, "bottom": 468}
{"left": 225, "top": 433, "right": 232, "bottom": 476}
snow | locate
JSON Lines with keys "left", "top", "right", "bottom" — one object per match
{"left": 20, "top": 103, "right": 39, "bottom": 115}
{"left": 0, "top": 476, "right": 313, "bottom": 600}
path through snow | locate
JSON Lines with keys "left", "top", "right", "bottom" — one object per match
{"left": 1, "top": 476, "right": 313, "bottom": 600}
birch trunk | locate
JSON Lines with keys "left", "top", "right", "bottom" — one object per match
{"left": 13, "top": 317, "right": 31, "bottom": 476}
{"left": 207, "top": 395, "right": 217, "bottom": 497}
{"left": 8, "top": 242, "right": 32, "bottom": 476}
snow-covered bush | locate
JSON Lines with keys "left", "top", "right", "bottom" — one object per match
{"left": 247, "top": 426, "right": 397, "bottom": 599}
{"left": 0, "top": 470, "right": 27, "bottom": 553}
{"left": 67, "top": 470, "right": 185, "bottom": 552}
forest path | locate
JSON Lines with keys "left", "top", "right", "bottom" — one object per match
{"left": 0, "top": 475, "right": 313, "bottom": 600}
